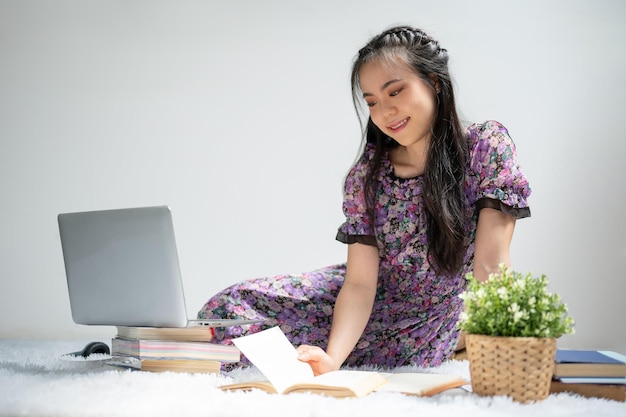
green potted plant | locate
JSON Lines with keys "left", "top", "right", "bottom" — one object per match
{"left": 457, "top": 264, "right": 575, "bottom": 403}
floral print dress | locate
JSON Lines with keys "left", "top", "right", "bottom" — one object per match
{"left": 197, "top": 120, "right": 531, "bottom": 369}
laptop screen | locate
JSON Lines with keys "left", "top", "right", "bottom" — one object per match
{"left": 58, "top": 206, "right": 189, "bottom": 328}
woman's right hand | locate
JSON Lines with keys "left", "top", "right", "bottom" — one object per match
{"left": 296, "top": 243, "right": 379, "bottom": 376}
{"left": 296, "top": 345, "right": 340, "bottom": 376}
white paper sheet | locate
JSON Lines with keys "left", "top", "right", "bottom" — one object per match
{"left": 232, "top": 326, "right": 314, "bottom": 394}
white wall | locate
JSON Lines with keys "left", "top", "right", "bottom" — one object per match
{"left": 1, "top": 0, "right": 624, "bottom": 351}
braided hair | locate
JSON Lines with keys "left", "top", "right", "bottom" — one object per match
{"left": 350, "top": 26, "right": 468, "bottom": 276}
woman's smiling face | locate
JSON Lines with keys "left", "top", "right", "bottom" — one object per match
{"left": 359, "top": 58, "right": 437, "bottom": 148}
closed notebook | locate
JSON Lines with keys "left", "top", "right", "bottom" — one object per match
{"left": 116, "top": 326, "right": 215, "bottom": 342}
{"left": 554, "top": 350, "right": 626, "bottom": 378}
{"left": 108, "top": 357, "right": 221, "bottom": 374}
{"left": 111, "top": 337, "right": 240, "bottom": 362}
{"left": 139, "top": 359, "right": 220, "bottom": 374}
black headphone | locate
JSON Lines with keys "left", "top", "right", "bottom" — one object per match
{"left": 67, "top": 341, "right": 111, "bottom": 358}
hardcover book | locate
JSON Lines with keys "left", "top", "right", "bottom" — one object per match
{"left": 550, "top": 380, "right": 625, "bottom": 402}
{"left": 554, "top": 350, "right": 626, "bottom": 378}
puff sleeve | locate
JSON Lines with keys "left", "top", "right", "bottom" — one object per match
{"left": 336, "top": 146, "right": 378, "bottom": 246}
{"left": 466, "top": 120, "right": 531, "bottom": 218}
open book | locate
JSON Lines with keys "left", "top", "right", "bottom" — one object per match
{"left": 220, "top": 326, "right": 467, "bottom": 398}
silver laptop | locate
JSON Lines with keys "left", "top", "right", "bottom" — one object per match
{"left": 58, "top": 205, "right": 261, "bottom": 328}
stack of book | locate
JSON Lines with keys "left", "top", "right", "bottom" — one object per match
{"left": 550, "top": 349, "right": 626, "bottom": 402}
{"left": 108, "top": 326, "right": 240, "bottom": 374}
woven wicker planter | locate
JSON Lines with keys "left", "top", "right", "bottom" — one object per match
{"left": 466, "top": 334, "right": 556, "bottom": 403}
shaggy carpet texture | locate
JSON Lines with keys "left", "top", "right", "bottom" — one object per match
{"left": 1, "top": 340, "right": 624, "bottom": 417}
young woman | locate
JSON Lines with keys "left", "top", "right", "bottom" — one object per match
{"left": 197, "top": 25, "right": 531, "bottom": 374}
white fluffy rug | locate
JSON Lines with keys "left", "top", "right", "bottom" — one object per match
{"left": 1, "top": 340, "right": 624, "bottom": 417}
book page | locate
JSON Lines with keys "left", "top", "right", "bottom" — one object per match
{"left": 232, "top": 326, "right": 314, "bottom": 394}
{"left": 286, "top": 370, "right": 387, "bottom": 397}
{"left": 375, "top": 372, "right": 467, "bottom": 396}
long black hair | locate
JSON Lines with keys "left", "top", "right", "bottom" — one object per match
{"left": 350, "top": 26, "right": 468, "bottom": 276}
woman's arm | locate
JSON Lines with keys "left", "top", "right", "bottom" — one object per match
{"left": 473, "top": 207, "right": 517, "bottom": 282}
{"left": 297, "top": 242, "right": 379, "bottom": 375}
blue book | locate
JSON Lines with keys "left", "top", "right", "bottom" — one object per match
{"left": 554, "top": 350, "right": 626, "bottom": 378}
